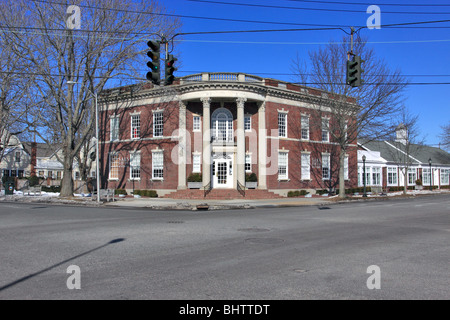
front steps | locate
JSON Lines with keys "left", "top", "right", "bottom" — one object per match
{"left": 163, "top": 188, "right": 282, "bottom": 200}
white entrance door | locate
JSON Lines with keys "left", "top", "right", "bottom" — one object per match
{"left": 212, "top": 153, "right": 233, "bottom": 188}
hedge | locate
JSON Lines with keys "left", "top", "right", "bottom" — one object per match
{"left": 133, "top": 189, "right": 158, "bottom": 197}
{"left": 287, "top": 190, "right": 308, "bottom": 197}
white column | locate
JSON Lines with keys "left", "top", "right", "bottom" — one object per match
{"left": 236, "top": 97, "right": 246, "bottom": 185}
{"left": 177, "top": 101, "right": 187, "bottom": 190}
{"left": 258, "top": 101, "right": 267, "bottom": 189}
{"left": 201, "top": 97, "right": 211, "bottom": 187}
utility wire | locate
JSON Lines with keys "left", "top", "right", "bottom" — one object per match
{"left": 188, "top": 0, "right": 450, "bottom": 15}
{"left": 283, "top": 0, "right": 450, "bottom": 7}
{"left": 1, "top": 71, "right": 449, "bottom": 85}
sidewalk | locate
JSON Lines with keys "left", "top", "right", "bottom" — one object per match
{"left": 1, "top": 189, "right": 448, "bottom": 210}
{"left": 103, "top": 195, "right": 333, "bottom": 210}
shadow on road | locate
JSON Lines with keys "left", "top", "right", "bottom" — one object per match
{"left": 0, "top": 238, "right": 125, "bottom": 292}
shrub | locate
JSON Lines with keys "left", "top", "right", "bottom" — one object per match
{"left": 134, "top": 189, "right": 158, "bottom": 197}
{"left": 245, "top": 173, "right": 258, "bottom": 182}
{"left": 29, "top": 175, "right": 40, "bottom": 187}
{"left": 287, "top": 190, "right": 308, "bottom": 197}
{"left": 415, "top": 179, "right": 422, "bottom": 186}
{"left": 115, "top": 189, "right": 127, "bottom": 195}
{"left": 41, "top": 185, "right": 61, "bottom": 193}
{"left": 187, "top": 173, "right": 202, "bottom": 182}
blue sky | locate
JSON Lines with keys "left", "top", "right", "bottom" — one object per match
{"left": 165, "top": 0, "right": 450, "bottom": 147}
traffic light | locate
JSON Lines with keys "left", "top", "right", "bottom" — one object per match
{"left": 164, "top": 54, "right": 177, "bottom": 85}
{"left": 346, "top": 55, "right": 364, "bottom": 87}
{"left": 146, "top": 40, "right": 160, "bottom": 85}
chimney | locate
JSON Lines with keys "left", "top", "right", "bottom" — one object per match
{"left": 30, "top": 142, "right": 37, "bottom": 176}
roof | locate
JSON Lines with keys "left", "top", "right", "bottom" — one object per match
{"left": 360, "top": 140, "right": 450, "bottom": 166}
{"left": 22, "top": 142, "right": 62, "bottom": 158}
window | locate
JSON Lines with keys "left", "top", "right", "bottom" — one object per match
{"left": 48, "top": 171, "right": 53, "bottom": 179}
{"left": 109, "top": 153, "right": 120, "bottom": 180}
{"left": 152, "top": 152, "right": 164, "bottom": 180}
{"left": 2, "top": 169, "right": 9, "bottom": 178}
{"left": 322, "top": 118, "right": 329, "bottom": 142}
{"left": 388, "top": 167, "right": 398, "bottom": 185}
{"left": 372, "top": 167, "right": 381, "bottom": 186}
{"left": 56, "top": 171, "right": 62, "bottom": 180}
{"left": 441, "top": 169, "right": 450, "bottom": 185}
{"left": 301, "top": 153, "right": 310, "bottom": 180}
{"left": 244, "top": 114, "right": 252, "bottom": 131}
{"left": 193, "top": 115, "right": 201, "bottom": 132}
{"left": 18, "top": 170, "right": 24, "bottom": 178}
{"left": 15, "top": 151, "right": 21, "bottom": 163}
{"left": 212, "top": 108, "right": 233, "bottom": 143}
{"left": 301, "top": 116, "right": 309, "bottom": 140}
{"left": 131, "top": 114, "right": 140, "bottom": 139}
{"left": 130, "top": 152, "right": 141, "bottom": 180}
{"left": 322, "top": 154, "right": 330, "bottom": 180}
{"left": 408, "top": 168, "right": 417, "bottom": 185}
{"left": 245, "top": 154, "right": 252, "bottom": 172}
{"left": 10, "top": 170, "right": 17, "bottom": 177}
{"left": 344, "top": 156, "right": 349, "bottom": 180}
{"left": 193, "top": 154, "right": 201, "bottom": 173}
{"left": 278, "top": 152, "right": 288, "bottom": 180}
{"left": 110, "top": 117, "right": 119, "bottom": 141}
{"left": 278, "top": 112, "right": 287, "bottom": 138}
{"left": 422, "top": 168, "right": 431, "bottom": 185}
{"left": 153, "top": 111, "right": 163, "bottom": 137}
{"left": 75, "top": 171, "right": 80, "bottom": 180}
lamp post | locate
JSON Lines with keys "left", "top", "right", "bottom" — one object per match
{"left": 428, "top": 158, "right": 432, "bottom": 191}
{"left": 362, "top": 155, "right": 367, "bottom": 197}
{"left": 67, "top": 81, "right": 100, "bottom": 203}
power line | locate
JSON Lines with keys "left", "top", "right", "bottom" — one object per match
{"left": 188, "top": 0, "right": 450, "bottom": 15}
{"left": 283, "top": 0, "right": 450, "bottom": 7}
{"left": 2, "top": 71, "right": 449, "bottom": 85}
{"left": 175, "top": 39, "right": 450, "bottom": 45}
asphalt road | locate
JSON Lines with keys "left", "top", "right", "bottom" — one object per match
{"left": 0, "top": 194, "right": 449, "bottom": 300}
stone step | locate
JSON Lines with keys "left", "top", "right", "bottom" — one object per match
{"left": 164, "top": 188, "right": 283, "bottom": 200}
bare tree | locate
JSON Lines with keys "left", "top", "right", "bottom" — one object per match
{"left": 0, "top": 11, "right": 35, "bottom": 163}
{"left": 385, "top": 109, "right": 425, "bottom": 194}
{"left": 0, "top": 0, "right": 180, "bottom": 196}
{"left": 439, "top": 122, "right": 450, "bottom": 151}
{"left": 292, "top": 36, "right": 407, "bottom": 198}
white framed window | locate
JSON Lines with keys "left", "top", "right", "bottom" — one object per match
{"left": 322, "top": 154, "right": 330, "bottom": 180}
{"left": 344, "top": 156, "right": 349, "bottom": 180}
{"left": 422, "top": 168, "right": 431, "bottom": 185}
{"left": 322, "top": 118, "right": 329, "bottom": 142}
{"left": 245, "top": 154, "right": 252, "bottom": 172}
{"left": 130, "top": 152, "right": 141, "bottom": 180}
{"left": 15, "top": 151, "right": 21, "bottom": 163}
{"left": 193, "top": 153, "right": 201, "bottom": 173}
{"left": 301, "top": 153, "right": 310, "bottom": 180}
{"left": 131, "top": 114, "right": 140, "bottom": 139}
{"left": 372, "top": 167, "right": 381, "bottom": 186}
{"left": 387, "top": 167, "right": 398, "bottom": 185}
{"left": 193, "top": 115, "right": 201, "bottom": 132}
{"left": 212, "top": 108, "right": 233, "bottom": 143}
{"left": 244, "top": 114, "right": 252, "bottom": 132}
{"left": 301, "top": 116, "right": 309, "bottom": 140}
{"left": 153, "top": 111, "right": 163, "bottom": 137}
{"left": 408, "top": 168, "right": 417, "bottom": 185}
{"left": 152, "top": 151, "right": 164, "bottom": 180}
{"left": 278, "top": 112, "right": 287, "bottom": 138}
{"left": 109, "top": 152, "right": 120, "bottom": 180}
{"left": 278, "top": 151, "right": 288, "bottom": 180}
{"left": 110, "top": 116, "right": 119, "bottom": 141}
{"left": 441, "top": 168, "right": 449, "bottom": 185}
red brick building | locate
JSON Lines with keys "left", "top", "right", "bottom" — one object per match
{"left": 99, "top": 73, "right": 358, "bottom": 198}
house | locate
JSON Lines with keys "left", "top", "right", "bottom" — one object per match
{"left": 358, "top": 125, "right": 450, "bottom": 190}
{"left": 99, "top": 72, "right": 359, "bottom": 198}
{"left": 1, "top": 134, "right": 97, "bottom": 186}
